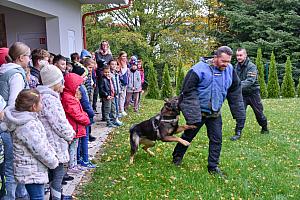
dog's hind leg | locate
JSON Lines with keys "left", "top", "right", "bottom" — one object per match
{"left": 140, "top": 138, "right": 156, "bottom": 157}
{"left": 130, "top": 130, "right": 140, "bottom": 164}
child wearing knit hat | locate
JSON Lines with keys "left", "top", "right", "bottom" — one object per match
{"left": 0, "top": 48, "right": 9, "bottom": 66}
{"left": 36, "top": 65, "right": 75, "bottom": 200}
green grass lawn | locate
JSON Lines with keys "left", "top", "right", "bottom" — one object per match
{"left": 79, "top": 98, "right": 300, "bottom": 199}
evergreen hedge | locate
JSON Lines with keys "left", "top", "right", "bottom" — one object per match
{"left": 145, "top": 61, "right": 160, "bottom": 99}
{"left": 161, "top": 64, "right": 173, "bottom": 99}
{"left": 176, "top": 62, "right": 185, "bottom": 95}
{"left": 267, "top": 52, "right": 280, "bottom": 98}
{"left": 281, "top": 56, "right": 295, "bottom": 98}
{"left": 256, "top": 48, "right": 268, "bottom": 98}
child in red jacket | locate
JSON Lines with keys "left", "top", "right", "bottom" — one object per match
{"left": 61, "top": 73, "right": 90, "bottom": 172}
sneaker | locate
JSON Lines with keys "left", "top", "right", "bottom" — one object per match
{"left": 68, "top": 165, "right": 84, "bottom": 173}
{"left": 63, "top": 173, "right": 74, "bottom": 181}
{"left": 89, "top": 135, "right": 96, "bottom": 142}
{"left": 80, "top": 161, "right": 96, "bottom": 169}
{"left": 68, "top": 166, "right": 81, "bottom": 173}
{"left": 121, "top": 111, "right": 127, "bottom": 116}
{"left": 61, "top": 194, "right": 73, "bottom": 200}
{"left": 107, "top": 123, "right": 117, "bottom": 128}
{"left": 113, "top": 120, "right": 123, "bottom": 126}
{"left": 62, "top": 180, "right": 67, "bottom": 185}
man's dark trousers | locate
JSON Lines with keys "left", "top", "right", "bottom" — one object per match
{"left": 172, "top": 115, "right": 222, "bottom": 169}
{"left": 243, "top": 90, "right": 267, "bottom": 128}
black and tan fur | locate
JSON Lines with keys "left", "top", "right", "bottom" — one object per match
{"left": 129, "top": 96, "right": 195, "bottom": 164}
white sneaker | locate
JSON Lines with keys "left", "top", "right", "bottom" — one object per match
{"left": 122, "top": 111, "right": 127, "bottom": 116}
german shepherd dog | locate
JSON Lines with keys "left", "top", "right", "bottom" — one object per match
{"left": 129, "top": 96, "right": 196, "bottom": 164}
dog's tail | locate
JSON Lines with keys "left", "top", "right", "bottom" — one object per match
{"left": 129, "top": 125, "right": 139, "bottom": 155}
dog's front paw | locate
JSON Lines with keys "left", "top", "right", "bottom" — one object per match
{"left": 186, "top": 125, "right": 197, "bottom": 130}
{"left": 181, "top": 140, "right": 190, "bottom": 146}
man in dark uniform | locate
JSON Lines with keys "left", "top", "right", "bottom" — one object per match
{"left": 172, "top": 46, "right": 245, "bottom": 176}
{"left": 230, "top": 48, "right": 269, "bottom": 141}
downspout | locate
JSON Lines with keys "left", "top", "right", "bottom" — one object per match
{"left": 82, "top": 0, "right": 133, "bottom": 49}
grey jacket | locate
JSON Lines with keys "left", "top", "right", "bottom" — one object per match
{"left": 127, "top": 70, "right": 142, "bottom": 93}
{"left": 0, "top": 106, "right": 59, "bottom": 184}
{"left": 36, "top": 86, "right": 75, "bottom": 163}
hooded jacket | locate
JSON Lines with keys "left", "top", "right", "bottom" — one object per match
{"left": 0, "top": 106, "right": 59, "bottom": 184}
{"left": 61, "top": 73, "right": 90, "bottom": 138}
{"left": 0, "top": 63, "right": 27, "bottom": 106}
{"left": 36, "top": 85, "right": 75, "bottom": 163}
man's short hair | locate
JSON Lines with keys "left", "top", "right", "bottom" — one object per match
{"left": 31, "top": 48, "right": 50, "bottom": 66}
{"left": 215, "top": 46, "right": 233, "bottom": 57}
{"left": 236, "top": 47, "right": 247, "bottom": 54}
{"left": 53, "top": 54, "right": 66, "bottom": 64}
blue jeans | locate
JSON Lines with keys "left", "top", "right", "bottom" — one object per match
{"left": 77, "top": 127, "right": 89, "bottom": 162}
{"left": 25, "top": 184, "right": 44, "bottom": 200}
{"left": 49, "top": 163, "right": 64, "bottom": 200}
{"left": 1, "top": 132, "right": 28, "bottom": 200}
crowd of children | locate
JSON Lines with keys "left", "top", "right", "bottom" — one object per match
{"left": 0, "top": 40, "right": 145, "bottom": 199}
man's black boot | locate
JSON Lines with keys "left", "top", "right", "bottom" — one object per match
{"left": 230, "top": 130, "right": 242, "bottom": 141}
{"left": 172, "top": 156, "right": 183, "bottom": 166}
{"left": 261, "top": 125, "right": 269, "bottom": 134}
{"left": 208, "top": 167, "right": 226, "bottom": 178}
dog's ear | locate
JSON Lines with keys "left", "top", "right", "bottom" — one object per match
{"left": 164, "top": 98, "right": 169, "bottom": 102}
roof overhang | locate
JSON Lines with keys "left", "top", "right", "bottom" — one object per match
{"left": 79, "top": 0, "right": 128, "bottom": 5}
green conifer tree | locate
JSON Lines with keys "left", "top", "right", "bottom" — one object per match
{"left": 267, "top": 52, "right": 280, "bottom": 98}
{"left": 161, "top": 63, "right": 173, "bottom": 99}
{"left": 256, "top": 48, "right": 268, "bottom": 98}
{"left": 176, "top": 62, "right": 185, "bottom": 95}
{"left": 145, "top": 61, "right": 160, "bottom": 99}
{"left": 281, "top": 56, "right": 295, "bottom": 98}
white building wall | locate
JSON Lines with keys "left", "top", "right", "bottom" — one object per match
{"left": 1, "top": 0, "right": 82, "bottom": 57}
{"left": 0, "top": 6, "right": 46, "bottom": 49}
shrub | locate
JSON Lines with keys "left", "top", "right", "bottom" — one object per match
{"left": 267, "top": 52, "right": 280, "bottom": 98}
{"left": 145, "top": 61, "right": 160, "bottom": 99}
{"left": 176, "top": 62, "right": 185, "bottom": 95}
{"left": 256, "top": 48, "right": 268, "bottom": 98}
{"left": 281, "top": 56, "right": 295, "bottom": 98}
{"left": 161, "top": 63, "right": 173, "bottom": 99}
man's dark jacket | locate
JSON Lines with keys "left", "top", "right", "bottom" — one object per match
{"left": 235, "top": 57, "right": 260, "bottom": 96}
{"left": 179, "top": 59, "right": 245, "bottom": 125}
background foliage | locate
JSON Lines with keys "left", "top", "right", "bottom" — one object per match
{"left": 82, "top": 0, "right": 212, "bottom": 87}
{"left": 209, "top": 0, "right": 300, "bottom": 86}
